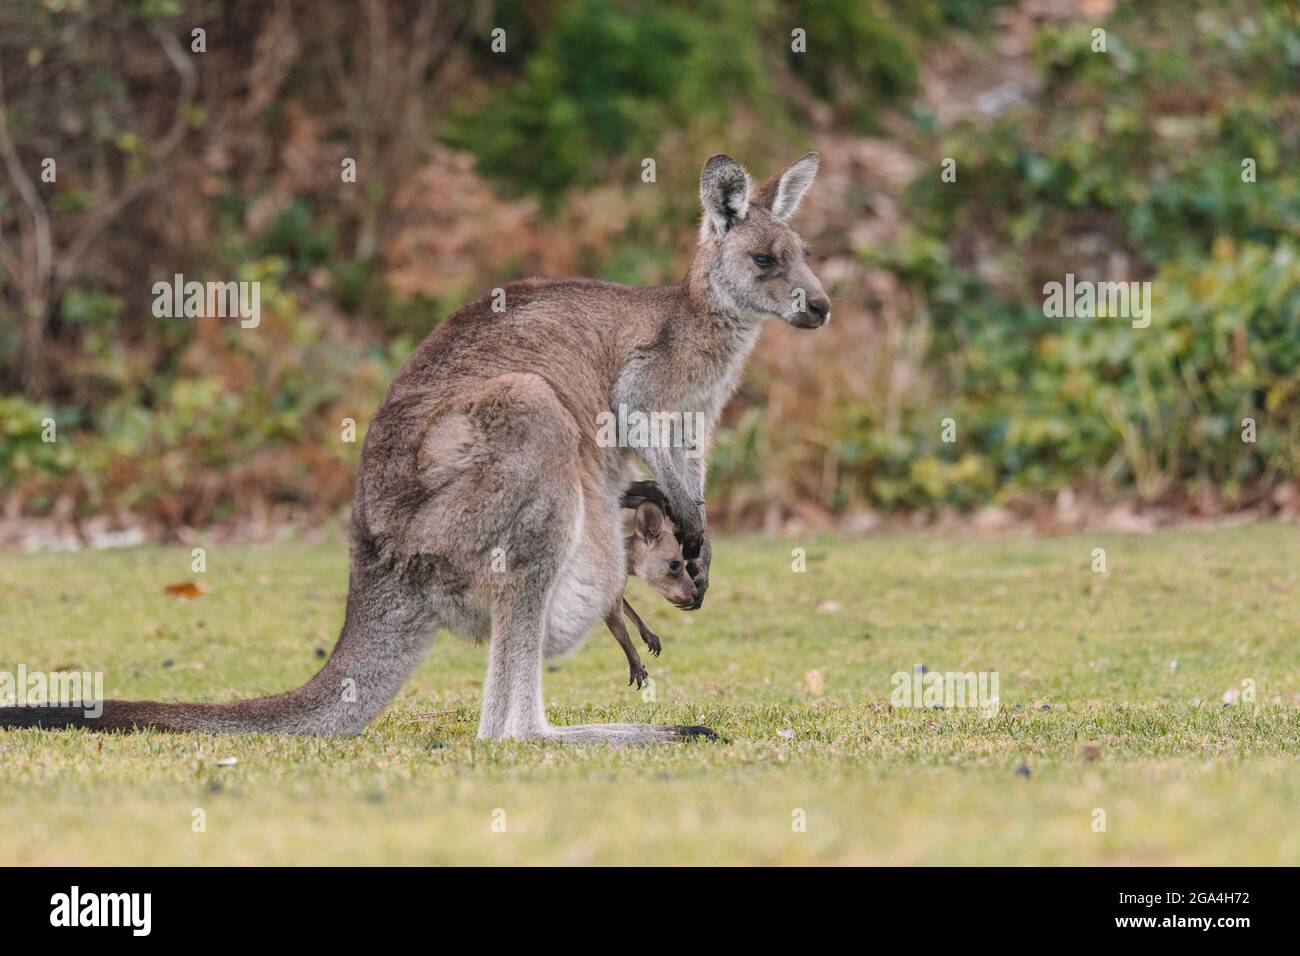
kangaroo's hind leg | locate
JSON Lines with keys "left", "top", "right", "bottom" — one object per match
{"left": 456, "top": 374, "right": 719, "bottom": 744}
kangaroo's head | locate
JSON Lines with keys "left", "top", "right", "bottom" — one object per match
{"left": 695, "top": 152, "right": 830, "bottom": 328}
{"left": 627, "top": 500, "right": 697, "bottom": 609}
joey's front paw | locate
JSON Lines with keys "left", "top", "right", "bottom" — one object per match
{"left": 629, "top": 661, "right": 649, "bottom": 689}
{"left": 642, "top": 629, "right": 662, "bottom": 657}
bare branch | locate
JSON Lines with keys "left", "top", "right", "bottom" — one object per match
{"left": 53, "top": 22, "right": 198, "bottom": 295}
{"left": 0, "top": 53, "right": 53, "bottom": 312}
{"left": 240, "top": 2, "right": 297, "bottom": 122}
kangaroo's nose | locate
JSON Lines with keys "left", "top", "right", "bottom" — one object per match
{"left": 808, "top": 297, "right": 831, "bottom": 324}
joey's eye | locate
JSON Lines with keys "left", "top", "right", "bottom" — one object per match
{"left": 803, "top": 247, "right": 812, "bottom": 260}
{"left": 669, "top": 560, "right": 684, "bottom": 574}
{"left": 752, "top": 254, "right": 775, "bottom": 269}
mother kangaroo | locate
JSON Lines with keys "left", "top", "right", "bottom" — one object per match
{"left": 1, "top": 153, "right": 830, "bottom": 742}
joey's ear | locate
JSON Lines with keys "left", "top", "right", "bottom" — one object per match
{"left": 754, "top": 152, "right": 819, "bottom": 221}
{"left": 635, "top": 501, "right": 665, "bottom": 544}
{"left": 699, "top": 154, "right": 750, "bottom": 237}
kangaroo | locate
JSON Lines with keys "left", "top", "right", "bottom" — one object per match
{"left": 0, "top": 153, "right": 830, "bottom": 743}
{"left": 609, "top": 486, "right": 693, "bottom": 689}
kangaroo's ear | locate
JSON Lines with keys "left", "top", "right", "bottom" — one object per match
{"left": 699, "top": 154, "right": 750, "bottom": 237}
{"left": 635, "top": 501, "right": 665, "bottom": 544}
{"left": 755, "top": 151, "right": 819, "bottom": 221}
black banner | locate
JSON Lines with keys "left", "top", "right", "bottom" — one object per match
{"left": 0, "top": 867, "right": 1281, "bottom": 941}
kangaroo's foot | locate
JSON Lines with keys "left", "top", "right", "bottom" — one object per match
{"left": 481, "top": 722, "right": 722, "bottom": 745}
{"left": 544, "top": 722, "right": 723, "bottom": 745}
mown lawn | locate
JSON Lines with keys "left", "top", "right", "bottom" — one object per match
{"left": 0, "top": 524, "right": 1297, "bottom": 865}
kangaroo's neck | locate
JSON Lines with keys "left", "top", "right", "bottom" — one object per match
{"left": 607, "top": 249, "right": 765, "bottom": 432}
{"left": 674, "top": 247, "right": 764, "bottom": 412}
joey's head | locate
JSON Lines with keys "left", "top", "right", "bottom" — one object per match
{"left": 627, "top": 501, "right": 697, "bottom": 610}
{"left": 694, "top": 152, "right": 831, "bottom": 329}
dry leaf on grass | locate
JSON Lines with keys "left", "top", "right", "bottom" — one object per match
{"left": 164, "top": 581, "right": 210, "bottom": 599}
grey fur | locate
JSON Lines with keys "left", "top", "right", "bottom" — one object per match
{"left": 0, "top": 154, "right": 829, "bottom": 744}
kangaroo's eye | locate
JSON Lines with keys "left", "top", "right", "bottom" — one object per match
{"left": 669, "top": 560, "right": 684, "bottom": 574}
{"left": 752, "top": 254, "right": 775, "bottom": 269}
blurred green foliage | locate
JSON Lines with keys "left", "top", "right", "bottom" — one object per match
{"left": 2, "top": 0, "right": 1297, "bottom": 528}
{"left": 907, "top": 6, "right": 1299, "bottom": 275}
{"left": 853, "top": 237, "right": 1300, "bottom": 510}
{"left": 0, "top": 397, "right": 76, "bottom": 509}
{"left": 813, "top": 0, "right": 1300, "bottom": 513}
{"left": 448, "top": 0, "right": 755, "bottom": 200}
{"left": 448, "top": 0, "right": 943, "bottom": 200}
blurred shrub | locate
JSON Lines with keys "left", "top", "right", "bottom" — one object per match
{"left": 905, "top": 3, "right": 1299, "bottom": 283}
{"left": 447, "top": 0, "right": 769, "bottom": 201}
{"left": 252, "top": 200, "right": 337, "bottom": 275}
{"left": 448, "top": 0, "right": 940, "bottom": 200}
{"left": 0, "top": 397, "right": 78, "bottom": 513}
{"left": 848, "top": 236, "right": 1300, "bottom": 511}
{"left": 812, "top": 0, "right": 1300, "bottom": 513}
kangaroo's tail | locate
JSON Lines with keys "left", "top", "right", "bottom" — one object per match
{"left": 0, "top": 608, "right": 434, "bottom": 736}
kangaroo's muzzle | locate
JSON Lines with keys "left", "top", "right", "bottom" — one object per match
{"left": 787, "top": 295, "right": 831, "bottom": 328}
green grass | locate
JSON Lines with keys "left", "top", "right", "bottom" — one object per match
{"left": 1, "top": 524, "right": 1297, "bottom": 865}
